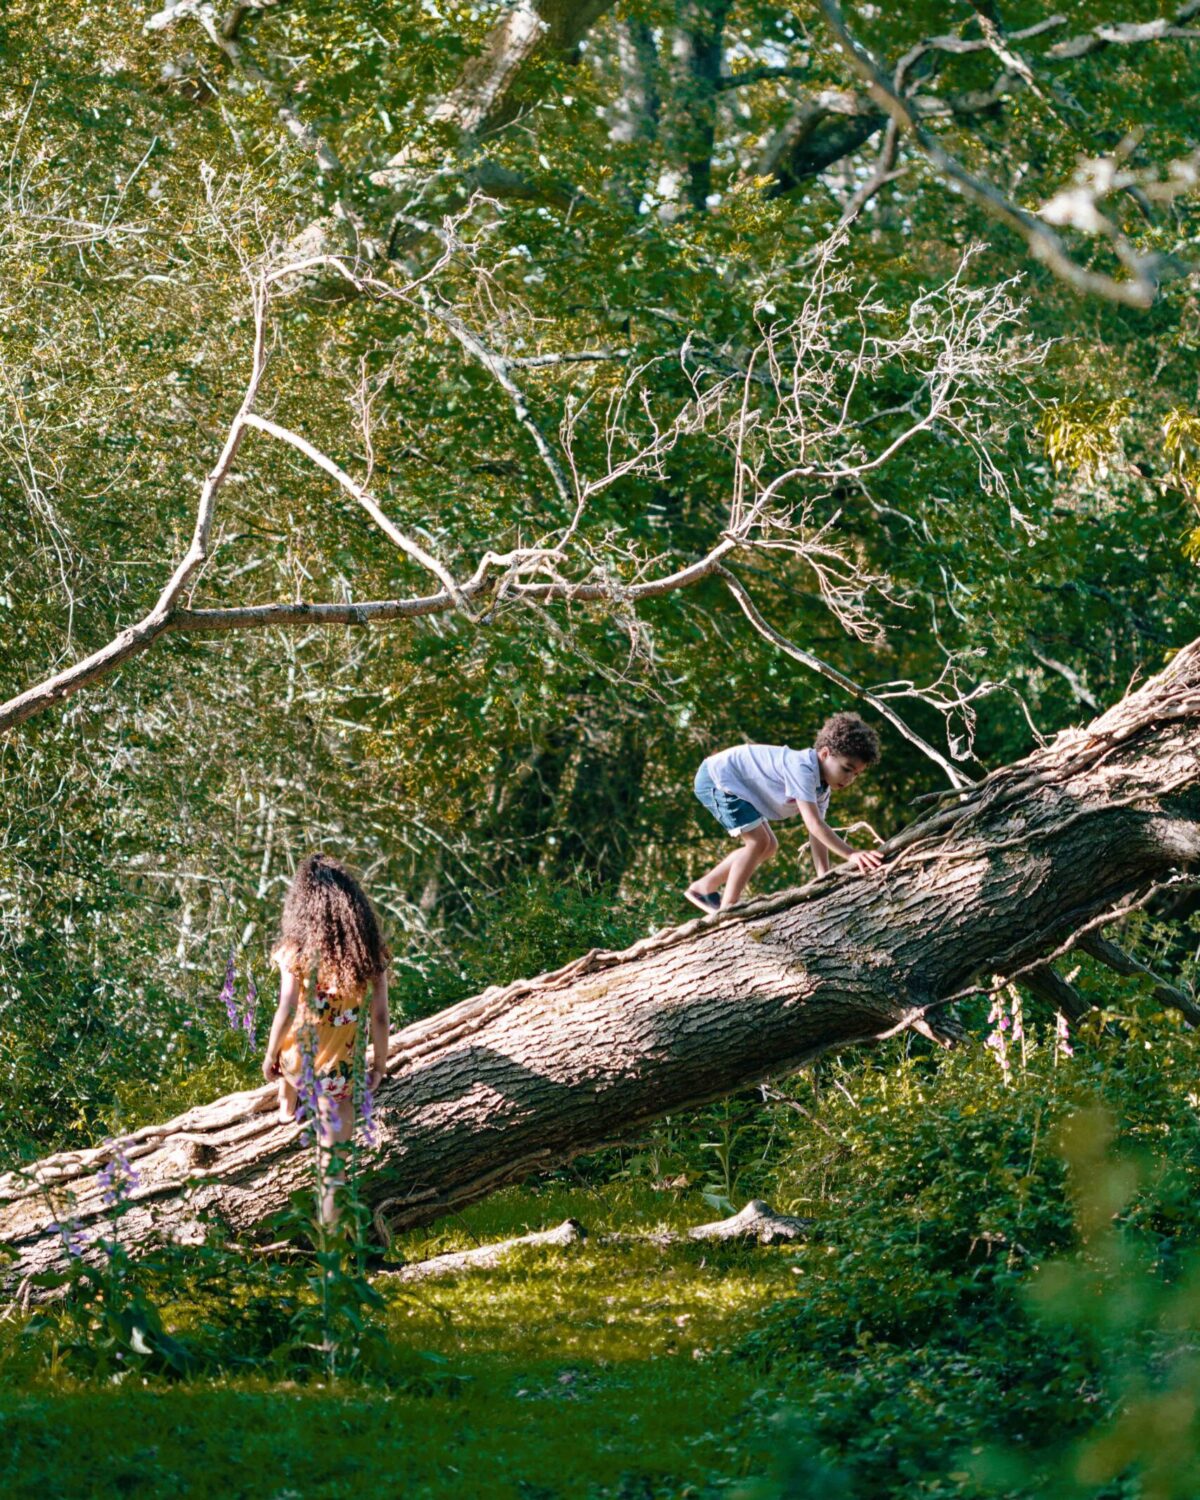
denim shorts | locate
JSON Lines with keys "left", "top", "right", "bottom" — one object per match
{"left": 694, "top": 763, "right": 767, "bottom": 836}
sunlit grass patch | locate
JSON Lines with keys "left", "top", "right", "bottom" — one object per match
{"left": 382, "top": 1235, "right": 803, "bottom": 1368}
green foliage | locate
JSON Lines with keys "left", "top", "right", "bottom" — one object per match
{"left": 1162, "top": 409, "right": 1200, "bottom": 561}
{"left": 4, "top": 0, "right": 1200, "bottom": 1164}
{"left": 1038, "top": 400, "right": 1132, "bottom": 482}
{"left": 7, "top": 993, "right": 1200, "bottom": 1498}
{"left": 3, "top": 4, "right": 1200, "bottom": 1495}
{"left": 392, "top": 873, "right": 672, "bottom": 1022}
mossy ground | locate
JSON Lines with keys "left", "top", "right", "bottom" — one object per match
{"left": 4, "top": 1007, "right": 1200, "bottom": 1499}
{"left": 0, "top": 1187, "right": 804, "bottom": 1500}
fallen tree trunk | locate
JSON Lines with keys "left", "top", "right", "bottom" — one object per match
{"left": 3, "top": 641, "right": 1199, "bottom": 1288}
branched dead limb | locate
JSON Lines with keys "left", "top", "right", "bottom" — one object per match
{"left": 1077, "top": 932, "right": 1200, "bottom": 1024}
{"left": 1044, "top": 1, "right": 1200, "bottom": 61}
{"left": 1014, "top": 931, "right": 1199, "bottom": 1031}
{"left": 239, "top": 414, "right": 468, "bottom": 609}
{"left": 870, "top": 650, "right": 1048, "bottom": 765}
{"left": 417, "top": 291, "right": 575, "bottom": 510}
{"left": 938, "top": 874, "right": 1200, "bottom": 1011}
{"left": 718, "top": 567, "right": 974, "bottom": 789}
{"left": 818, "top": 0, "right": 1199, "bottom": 308}
{"left": 837, "top": 119, "right": 903, "bottom": 226}
{"left": 0, "top": 253, "right": 273, "bottom": 732}
{"left": 2, "top": 236, "right": 1038, "bottom": 778}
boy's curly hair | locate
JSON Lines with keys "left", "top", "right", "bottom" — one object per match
{"left": 276, "top": 853, "right": 391, "bottom": 996}
{"left": 816, "top": 712, "right": 881, "bottom": 766}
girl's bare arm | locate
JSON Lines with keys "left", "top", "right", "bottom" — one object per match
{"left": 368, "top": 971, "right": 390, "bottom": 1089}
{"left": 262, "top": 968, "right": 299, "bottom": 1081}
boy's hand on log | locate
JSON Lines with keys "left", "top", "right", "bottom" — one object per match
{"left": 848, "top": 849, "right": 884, "bottom": 875}
{"left": 367, "top": 1065, "right": 385, "bottom": 1091}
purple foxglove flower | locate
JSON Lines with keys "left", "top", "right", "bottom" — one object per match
{"left": 98, "top": 1139, "right": 139, "bottom": 1207}
{"left": 242, "top": 973, "right": 258, "bottom": 1043}
{"left": 293, "top": 1027, "right": 323, "bottom": 1145}
{"left": 360, "top": 1080, "right": 377, "bottom": 1147}
{"left": 985, "top": 995, "right": 1011, "bottom": 1082}
{"left": 220, "top": 947, "right": 238, "bottom": 1029}
{"left": 48, "top": 1217, "right": 89, "bottom": 1258}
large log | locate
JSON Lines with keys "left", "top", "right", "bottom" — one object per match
{"left": 3, "top": 640, "right": 1199, "bottom": 1288}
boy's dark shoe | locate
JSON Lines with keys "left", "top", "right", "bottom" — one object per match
{"left": 684, "top": 888, "right": 721, "bottom": 913}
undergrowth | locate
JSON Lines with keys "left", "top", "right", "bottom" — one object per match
{"left": 2, "top": 891, "right": 1200, "bottom": 1498}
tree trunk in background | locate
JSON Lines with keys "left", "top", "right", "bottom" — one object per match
{"left": 659, "top": 0, "right": 732, "bottom": 215}
{"left": 485, "top": 725, "right": 578, "bottom": 887}
{"left": 4, "top": 640, "right": 1198, "bottom": 1287}
{"left": 425, "top": 0, "right": 619, "bottom": 141}
{"left": 553, "top": 718, "right": 647, "bottom": 890}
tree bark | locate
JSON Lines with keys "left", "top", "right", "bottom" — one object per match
{"left": 4, "top": 639, "right": 1198, "bottom": 1287}
{"left": 658, "top": 0, "right": 732, "bottom": 215}
{"left": 759, "top": 91, "right": 886, "bottom": 197}
{"left": 427, "top": 0, "right": 618, "bottom": 141}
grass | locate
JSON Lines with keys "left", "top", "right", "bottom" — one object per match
{"left": 6, "top": 1017, "right": 1200, "bottom": 1499}
{"left": 0, "top": 1185, "right": 804, "bottom": 1500}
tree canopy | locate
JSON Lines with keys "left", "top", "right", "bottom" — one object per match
{"left": 2, "top": 0, "right": 1199, "bottom": 1152}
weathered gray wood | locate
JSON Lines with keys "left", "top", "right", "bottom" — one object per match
{"left": 3, "top": 639, "right": 1198, "bottom": 1291}
{"left": 383, "top": 1199, "right": 809, "bottom": 1282}
{"left": 383, "top": 1218, "right": 587, "bottom": 1282}
{"left": 686, "top": 1199, "right": 811, "bottom": 1244}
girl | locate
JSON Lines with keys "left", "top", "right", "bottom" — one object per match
{"left": 261, "top": 853, "right": 391, "bottom": 1225}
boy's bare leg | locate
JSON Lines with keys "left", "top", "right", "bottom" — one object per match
{"left": 687, "top": 846, "right": 743, "bottom": 901}
{"left": 720, "top": 824, "right": 778, "bottom": 909}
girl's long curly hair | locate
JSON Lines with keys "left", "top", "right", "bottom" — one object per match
{"left": 276, "top": 853, "right": 391, "bottom": 996}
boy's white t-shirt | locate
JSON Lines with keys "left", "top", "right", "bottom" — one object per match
{"left": 704, "top": 744, "right": 830, "bottom": 823}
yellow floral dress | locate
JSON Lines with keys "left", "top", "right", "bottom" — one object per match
{"left": 272, "top": 946, "right": 367, "bottom": 1103}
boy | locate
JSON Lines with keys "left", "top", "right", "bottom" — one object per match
{"left": 685, "top": 712, "right": 883, "bottom": 913}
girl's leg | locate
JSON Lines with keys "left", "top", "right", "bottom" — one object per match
{"left": 316, "top": 1094, "right": 355, "bottom": 1228}
{"left": 277, "top": 1077, "right": 299, "bottom": 1125}
{"left": 720, "top": 824, "right": 778, "bottom": 909}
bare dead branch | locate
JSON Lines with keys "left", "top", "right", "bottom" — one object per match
{"left": 1045, "top": 1, "right": 1200, "bottom": 60}
{"left": 817, "top": 0, "right": 1197, "bottom": 308}
{"left": 1077, "top": 931, "right": 1200, "bottom": 1024}
{"left": 418, "top": 291, "right": 575, "bottom": 509}
{"left": 717, "top": 566, "right": 974, "bottom": 789}
{"left": 0, "top": 235, "right": 1036, "bottom": 783}
{"left": 240, "top": 414, "right": 467, "bottom": 607}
